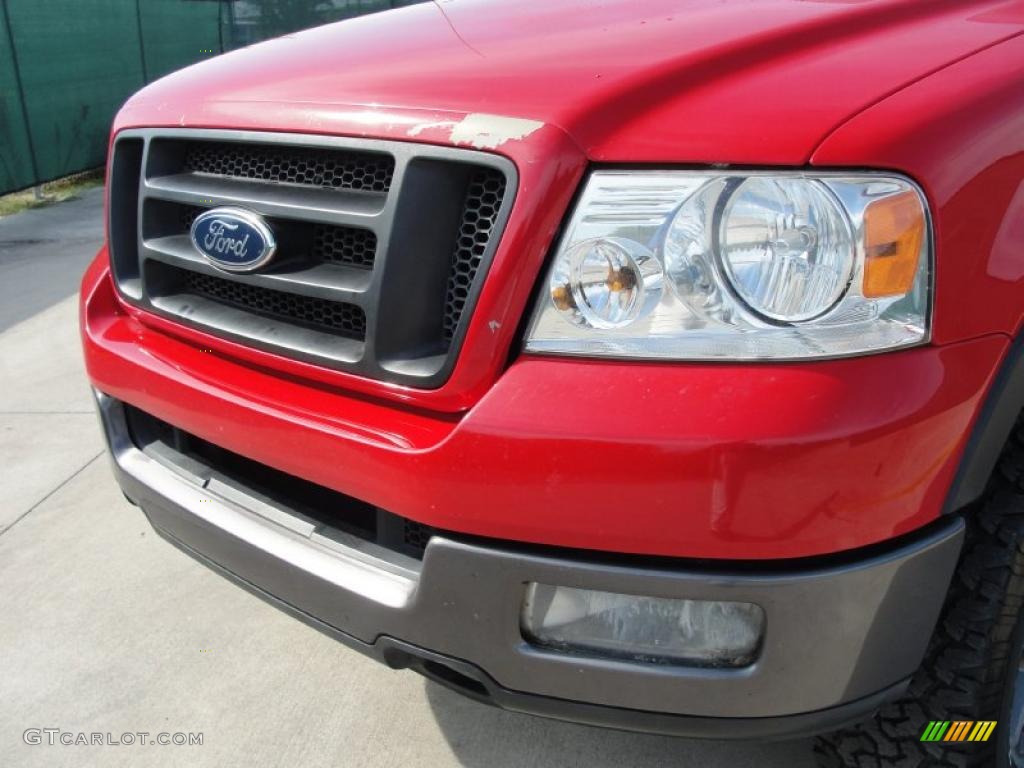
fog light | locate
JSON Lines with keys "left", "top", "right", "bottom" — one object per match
{"left": 521, "top": 584, "right": 764, "bottom": 667}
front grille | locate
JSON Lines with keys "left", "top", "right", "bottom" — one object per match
{"left": 183, "top": 141, "right": 395, "bottom": 193}
{"left": 124, "top": 403, "right": 445, "bottom": 560}
{"left": 108, "top": 130, "right": 515, "bottom": 386}
{"left": 182, "top": 269, "right": 366, "bottom": 340}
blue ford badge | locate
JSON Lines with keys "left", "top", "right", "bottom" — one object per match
{"left": 190, "top": 207, "right": 277, "bottom": 273}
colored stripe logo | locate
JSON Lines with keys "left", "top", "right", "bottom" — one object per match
{"left": 920, "top": 721, "right": 997, "bottom": 742}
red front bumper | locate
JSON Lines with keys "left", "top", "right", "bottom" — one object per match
{"left": 82, "top": 251, "right": 1007, "bottom": 560}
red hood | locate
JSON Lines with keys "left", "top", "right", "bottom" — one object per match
{"left": 115, "top": 0, "right": 1024, "bottom": 164}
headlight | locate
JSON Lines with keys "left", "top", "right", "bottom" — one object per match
{"left": 526, "top": 171, "right": 931, "bottom": 360}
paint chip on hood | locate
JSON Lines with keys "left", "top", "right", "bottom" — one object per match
{"left": 409, "top": 113, "right": 543, "bottom": 149}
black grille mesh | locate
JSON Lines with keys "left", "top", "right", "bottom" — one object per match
{"left": 444, "top": 168, "right": 507, "bottom": 342}
{"left": 313, "top": 224, "right": 376, "bottom": 269}
{"left": 403, "top": 518, "right": 437, "bottom": 554}
{"left": 181, "top": 269, "right": 366, "bottom": 340}
{"left": 183, "top": 142, "right": 394, "bottom": 193}
{"left": 179, "top": 204, "right": 203, "bottom": 232}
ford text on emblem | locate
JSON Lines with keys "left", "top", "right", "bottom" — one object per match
{"left": 190, "top": 207, "right": 277, "bottom": 273}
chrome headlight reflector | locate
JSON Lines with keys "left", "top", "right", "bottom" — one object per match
{"left": 526, "top": 171, "right": 931, "bottom": 360}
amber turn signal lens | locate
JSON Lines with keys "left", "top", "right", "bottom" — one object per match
{"left": 863, "top": 191, "right": 925, "bottom": 298}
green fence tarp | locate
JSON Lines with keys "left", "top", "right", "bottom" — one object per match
{"left": 0, "top": 0, "right": 426, "bottom": 195}
{"left": 141, "top": 0, "right": 223, "bottom": 82}
{"left": 0, "top": 0, "right": 35, "bottom": 193}
{"left": 5, "top": 0, "right": 146, "bottom": 185}
{"left": 223, "top": 0, "right": 394, "bottom": 48}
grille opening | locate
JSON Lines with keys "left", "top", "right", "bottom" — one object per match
{"left": 176, "top": 267, "right": 367, "bottom": 340}
{"left": 108, "top": 138, "right": 144, "bottom": 299}
{"left": 177, "top": 203, "right": 203, "bottom": 232}
{"left": 444, "top": 168, "right": 507, "bottom": 342}
{"left": 404, "top": 519, "right": 436, "bottom": 554}
{"left": 312, "top": 222, "right": 377, "bottom": 269}
{"left": 161, "top": 202, "right": 378, "bottom": 271}
{"left": 373, "top": 161, "right": 509, "bottom": 378}
{"left": 123, "top": 404, "right": 441, "bottom": 559}
{"left": 419, "top": 661, "right": 489, "bottom": 698}
{"left": 179, "top": 140, "right": 395, "bottom": 193}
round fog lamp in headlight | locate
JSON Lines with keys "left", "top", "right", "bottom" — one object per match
{"left": 550, "top": 237, "right": 662, "bottom": 329}
{"left": 720, "top": 178, "right": 854, "bottom": 322}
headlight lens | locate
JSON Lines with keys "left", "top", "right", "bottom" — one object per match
{"left": 717, "top": 178, "right": 853, "bottom": 322}
{"left": 526, "top": 171, "right": 930, "bottom": 360}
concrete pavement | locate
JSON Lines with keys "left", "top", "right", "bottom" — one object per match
{"left": 0, "top": 187, "right": 105, "bottom": 332}
{"left": 0, "top": 192, "right": 817, "bottom": 767}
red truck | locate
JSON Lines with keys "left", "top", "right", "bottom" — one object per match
{"left": 81, "top": 1, "right": 1024, "bottom": 765}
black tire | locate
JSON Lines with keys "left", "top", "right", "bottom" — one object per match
{"left": 814, "top": 424, "right": 1024, "bottom": 768}
{"left": 998, "top": 611, "right": 1024, "bottom": 768}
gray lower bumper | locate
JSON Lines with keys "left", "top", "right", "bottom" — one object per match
{"left": 96, "top": 392, "right": 965, "bottom": 737}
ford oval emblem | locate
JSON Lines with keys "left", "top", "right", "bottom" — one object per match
{"left": 190, "top": 207, "right": 277, "bottom": 273}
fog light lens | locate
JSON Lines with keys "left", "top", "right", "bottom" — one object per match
{"left": 521, "top": 584, "right": 764, "bottom": 667}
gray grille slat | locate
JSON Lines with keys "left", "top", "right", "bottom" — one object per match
{"left": 109, "top": 128, "right": 517, "bottom": 388}
{"left": 144, "top": 173, "right": 386, "bottom": 225}
{"left": 143, "top": 235, "right": 209, "bottom": 269}
{"left": 140, "top": 239, "right": 373, "bottom": 304}
{"left": 144, "top": 200, "right": 379, "bottom": 292}
{"left": 149, "top": 295, "right": 366, "bottom": 368}
{"left": 181, "top": 269, "right": 367, "bottom": 340}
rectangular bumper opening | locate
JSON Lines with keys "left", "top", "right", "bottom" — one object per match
{"left": 122, "top": 402, "right": 439, "bottom": 562}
